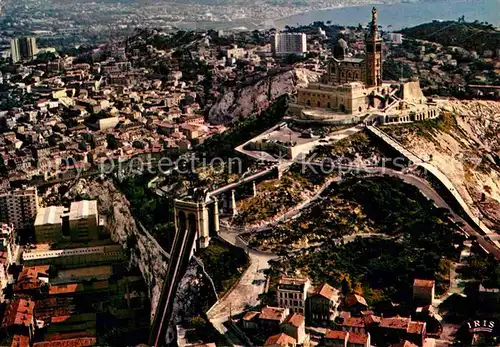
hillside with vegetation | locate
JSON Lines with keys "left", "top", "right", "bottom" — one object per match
{"left": 399, "top": 19, "right": 500, "bottom": 53}
{"left": 257, "top": 177, "right": 464, "bottom": 304}
{"left": 235, "top": 165, "right": 331, "bottom": 226}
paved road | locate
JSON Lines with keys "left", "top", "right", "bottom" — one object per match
{"left": 251, "top": 163, "right": 500, "bottom": 260}
{"left": 418, "top": 162, "right": 495, "bottom": 237}
{"left": 366, "top": 126, "right": 499, "bottom": 257}
{"left": 367, "top": 125, "right": 423, "bottom": 165}
{"left": 222, "top": 160, "right": 500, "bottom": 261}
{"left": 206, "top": 228, "right": 276, "bottom": 347}
{"left": 379, "top": 168, "right": 500, "bottom": 260}
{"left": 209, "top": 166, "right": 276, "bottom": 196}
{"left": 342, "top": 232, "right": 391, "bottom": 243}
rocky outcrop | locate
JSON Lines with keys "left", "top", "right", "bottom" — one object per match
{"left": 208, "top": 68, "right": 321, "bottom": 124}
{"left": 167, "top": 263, "right": 215, "bottom": 344}
{"left": 385, "top": 100, "right": 500, "bottom": 231}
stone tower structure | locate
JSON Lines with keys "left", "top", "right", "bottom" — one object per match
{"left": 365, "top": 7, "right": 382, "bottom": 87}
{"left": 173, "top": 189, "right": 212, "bottom": 250}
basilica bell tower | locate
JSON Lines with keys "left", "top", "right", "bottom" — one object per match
{"left": 365, "top": 7, "right": 382, "bottom": 87}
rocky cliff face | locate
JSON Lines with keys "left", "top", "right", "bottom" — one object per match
{"left": 61, "top": 178, "right": 214, "bottom": 330}
{"left": 385, "top": 100, "right": 500, "bottom": 231}
{"left": 208, "top": 68, "right": 320, "bottom": 124}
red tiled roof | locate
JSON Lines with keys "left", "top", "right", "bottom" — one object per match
{"left": 285, "top": 312, "right": 304, "bottom": 327}
{"left": 49, "top": 283, "right": 79, "bottom": 295}
{"left": 407, "top": 321, "right": 425, "bottom": 334}
{"left": 14, "top": 265, "right": 50, "bottom": 293}
{"left": 413, "top": 279, "right": 435, "bottom": 288}
{"left": 348, "top": 332, "right": 368, "bottom": 344}
{"left": 260, "top": 306, "right": 287, "bottom": 321}
{"left": 51, "top": 315, "right": 72, "bottom": 324}
{"left": 342, "top": 317, "right": 365, "bottom": 328}
{"left": 363, "top": 315, "right": 381, "bottom": 325}
{"left": 2, "top": 298, "right": 35, "bottom": 328}
{"left": 324, "top": 329, "right": 347, "bottom": 340}
{"left": 339, "top": 311, "right": 351, "bottom": 320}
{"left": 344, "top": 293, "right": 368, "bottom": 307}
{"left": 11, "top": 335, "right": 29, "bottom": 347}
{"left": 243, "top": 311, "right": 260, "bottom": 321}
{"left": 33, "top": 337, "right": 96, "bottom": 347}
{"left": 313, "top": 283, "right": 337, "bottom": 300}
{"left": 379, "top": 316, "right": 410, "bottom": 330}
{"left": 264, "top": 333, "right": 296, "bottom": 346}
{"left": 35, "top": 297, "right": 74, "bottom": 322}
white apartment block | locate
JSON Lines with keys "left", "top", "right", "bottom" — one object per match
{"left": 386, "top": 33, "right": 403, "bottom": 45}
{"left": 0, "top": 187, "right": 39, "bottom": 231}
{"left": 11, "top": 37, "right": 38, "bottom": 64}
{"left": 34, "top": 205, "right": 66, "bottom": 243}
{"left": 272, "top": 33, "right": 307, "bottom": 56}
{"left": 0, "top": 223, "right": 19, "bottom": 301}
{"left": 276, "top": 276, "right": 311, "bottom": 314}
{"left": 69, "top": 200, "right": 99, "bottom": 241}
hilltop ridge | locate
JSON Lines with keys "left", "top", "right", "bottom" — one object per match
{"left": 400, "top": 20, "right": 500, "bottom": 54}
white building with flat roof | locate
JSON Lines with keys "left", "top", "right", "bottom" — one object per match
{"left": 34, "top": 206, "right": 65, "bottom": 243}
{"left": 69, "top": 200, "right": 98, "bottom": 241}
{"left": 0, "top": 223, "right": 18, "bottom": 301}
{"left": 386, "top": 33, "right": 403, "bottom": 45}
{"left": 272, "top": 33, "right": 307, "bottom": 57}
{"left": 22, "top": 244, "right": 125, "bottom": 267}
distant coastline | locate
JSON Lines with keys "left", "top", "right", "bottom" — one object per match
{"left": 174, "top": 0, "right": 499, "bottom": 32}
{"left": 274, "top": 0, "right": 500, "bottom": 30}
{"left": 261, "top": 0, "right": 401, "bottom": 28}
{"left": 175, "top": 0, "right": 404, "bottom": 31}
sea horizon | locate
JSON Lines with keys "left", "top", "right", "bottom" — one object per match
{"left": 273, "top": 0, "right": 500, "bottom": 30}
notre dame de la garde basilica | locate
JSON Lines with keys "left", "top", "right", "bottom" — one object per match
{"left": 289, "top": 8, "right": 441, "bottom": 125}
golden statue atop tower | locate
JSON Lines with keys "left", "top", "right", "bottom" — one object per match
{"left": 372, "top": 7, "right": 377, "bottom": 23}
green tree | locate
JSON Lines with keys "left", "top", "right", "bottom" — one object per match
{"left": 341, "top": 275, "right": 352, "bottom": 294}
{"left": 132, "top": 140, "right": 145, "bottom": 149}
{"left": 382, "top": 59, "right": 413, "bottom": 81}
{"left": 0, "top": 156, "right": 6, "bottom": 175}
{"left": 106, "top": 134, "right": 120, "bottom": 150}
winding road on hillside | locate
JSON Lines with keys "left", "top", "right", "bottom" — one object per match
{"left": 204, "top": 164, "right": 500, "bottom": 346}
{"left": 225, "top": 164, "right": 500, "bottom": 258}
